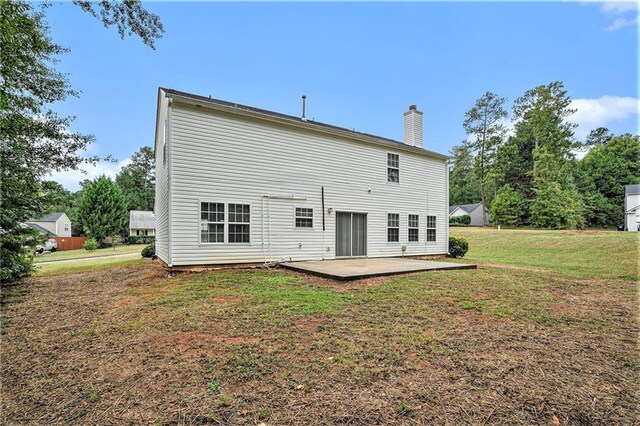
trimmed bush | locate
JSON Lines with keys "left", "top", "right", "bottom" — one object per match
{"left": 450, "top": 214, "right": 471, "bottom": 225}
{"left": 141, "top": 242, "right": 155, "bottom": 258}
{"left": 83, "top": 238, "right": 99, "bottom": 251}
{"left": 448, "top": 236, "right": 469, "bottom": 258}
{"left": 127, "top": 235, "right": 155, "bottom": 245}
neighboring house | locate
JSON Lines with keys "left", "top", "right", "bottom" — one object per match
{"left": 449, "top": 203, "right": 490, "bottom": 226}
{"left": 154, "top": 88, "right": 449, "bottom": 268}
{"left": 25, "top": 212, "right": 72, "bottom": 237}
{"left": 129, "top": 210, "right": 156, "bottom": 236}
{"left": 624, "top": 184, "right": 640, "bottom": 232}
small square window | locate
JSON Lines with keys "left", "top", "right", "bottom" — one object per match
{"left": 295, "top": 207, "right": 313, "bottom": 228}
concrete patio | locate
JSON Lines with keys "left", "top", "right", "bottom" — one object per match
{"left": 281, "top": 257, "right": 476, "bottom": 281}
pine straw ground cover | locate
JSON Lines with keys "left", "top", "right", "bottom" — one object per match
{"left": 1, "top": 231, "right": 639, "bottom": 425}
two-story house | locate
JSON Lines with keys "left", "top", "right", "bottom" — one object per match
{"left": 154, "top": 88, "right": 449, "bottom": 268}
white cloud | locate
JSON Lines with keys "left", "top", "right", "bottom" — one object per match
{"left": 570, "top": 95, "right": 639, "bottom": 139}
{"left": 606, "top": 15, "right": 640, "bottom": 30}
{"left": 600, "top": 1, "right": 638, "bottom": 14}
{"left": 47, "top": 158, "right": 132, "bottom": 191}
{"left": 583, "top": 0, "right": 640, "bottom": 30}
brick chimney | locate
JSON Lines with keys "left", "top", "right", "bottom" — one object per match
{"left": 403, "top": 105, "right": 423, "bottom": 148}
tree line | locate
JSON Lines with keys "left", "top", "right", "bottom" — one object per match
{"left": 1, "top": 1, "right": 162, "bottom": 282}
{"left": 38, "top": 147, "right": 155, "bottom": 240}
{"left": 450, "top": 82, "right": 639, "bottom": 229}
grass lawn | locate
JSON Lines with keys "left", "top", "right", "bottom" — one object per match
{"left": 1, "top": 229, "right": 638, "bottom": 424}
{"left": 34, "top": 244, "right": 145, "bottom": 262}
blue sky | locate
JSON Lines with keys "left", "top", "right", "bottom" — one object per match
{"left": 46, "top": 1, "right": 639, "bottom": 190}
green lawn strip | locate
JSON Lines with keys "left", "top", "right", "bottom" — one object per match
{"left": 35, "top": 256, "right": 144, "bottom": 275}
{"left": 34, "top": 244, "right": 145, "bottom": 262}
{"left": 452, "top": 228, "right": 639, "bottom": 281}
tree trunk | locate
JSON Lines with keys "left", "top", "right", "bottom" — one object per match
{"left": 481, "top": 185, "right": 488, "bottom": 226}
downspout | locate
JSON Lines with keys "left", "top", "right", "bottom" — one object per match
{"left": 445, "top": 160, "right": 450, "bottom": 255}
{"left": 321, "top": 186, "right": 326, "bottom": 260}
{"left": 167, "top": 97, "right": 173, "bottom": 268}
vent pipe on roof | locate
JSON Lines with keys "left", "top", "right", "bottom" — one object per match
{"left": 301, "top": 95, "right": 307, "bottom": 121}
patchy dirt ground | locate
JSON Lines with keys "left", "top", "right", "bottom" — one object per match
{"left": 1, "top": 258, "right": 638, "bottom": 425}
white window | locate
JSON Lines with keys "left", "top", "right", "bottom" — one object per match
{"left": 295, "top": 207, "right": 313, "bottom": 228}
{"left": 64, "top": 223, "right": 69, "bottom": 232}
{"left": 387, "top": 153, "right": 399, "bottom": 183}
{"left": 228, "top": 204, "right": 250, "bottom": 243}
{"left": 387, "top": 213, "right": 399, "bottom": 242}
{"left": 426, "top": 215, "right": 436, "bottom": 242}
{"left": 408, "top": 214, "right": 419, "bottom": 242}
{"left": 201, "top": 202, "right": 225, "bottom": 243}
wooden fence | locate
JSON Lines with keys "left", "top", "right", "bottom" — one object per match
{"left": 53, "top": 236, "right": 88, "bottom": 251}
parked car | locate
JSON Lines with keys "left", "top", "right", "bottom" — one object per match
{"left": 35, "top": 239, "right": 57, "bottom": 255}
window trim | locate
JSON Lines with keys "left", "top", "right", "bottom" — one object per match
{"left": 387, "top": 152, "right": 400, "bottom": 183}
{"left": 387, "top": 212, "right": 400, "bottom": 243}
{"left": 228, "top": 203, "right": 251, "bottom": 244}
{"left": 408, "top": 213, "right": 419, "bottom": 243}
{"left": 294, "top": 207, "right": 314, "bottom": 229}
{"left": 200, "top": 202, "right": 226, "bottom": 244}
{"left": 426, "top": 215, "right": 437, "bottom": 243}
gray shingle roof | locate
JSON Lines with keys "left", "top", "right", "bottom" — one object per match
{"left": 449, "top": 203, "right": 482, "bottom": 214}
{"left": 27, "top": 212, "right": 65, "bottom": 222}
{"left": 129, "top": 211, "right": 155, "bottom": 229}
{"left": 25, "top": 222, "right": 54, "bottom": 236}
{"left": 161, "top": 88, "right": 449, "bottom": 161}
{"left": 625, "top": 184, "right": 640, "bottom": 195}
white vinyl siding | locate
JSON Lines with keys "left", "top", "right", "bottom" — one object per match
{"left": 162, "top": 99, "right": 448, "bottom": 266}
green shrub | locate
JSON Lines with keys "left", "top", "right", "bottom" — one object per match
{"left": 448, "top": 236, "right": 469, "bottom": 258}
{"left": 83, "top": 238, "right": 99, "bottom": 251}
{"left": 127, "top": 235, "right": 155, "bottom": 245}
{"left": 0, "top": 233, "right": 35, "bottom": 282}
{"left": 141, "top": 242, "right": 155, "bottom": 258}
{"left": 449, "top": 214, "right": 471, "bottom": 225}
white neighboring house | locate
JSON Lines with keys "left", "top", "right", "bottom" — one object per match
{"left": 624, "top": 184, "right": 640, "bottom": 232}
{"left": 154, "top": 88, "right": 449, "bottom": 268}
{"left": 25, "top": 212, "right": 71, "bottom": 237}
{"left": 449, "top": 203, "right": 490, "bottom": 226}
{"left": 129, "top": 210, "right": 156, "bottom": 236}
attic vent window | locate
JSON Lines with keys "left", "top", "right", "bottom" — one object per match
{"left": 295, "top": 208, "right": 313, "bottom": 228}
{"left": 387, "top": 153, "right": 399, "bottom": 182}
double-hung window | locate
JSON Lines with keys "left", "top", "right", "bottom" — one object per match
{"left": 228, "top": 204, "right": 250, "bottom": 243}
{"left": 387, "top": 213, "right": 399, "bottom": 242}
{"left": 426, "top": 215, "right": 436, "bottom": 242}
{"left": 387, "top": 153, "right": 399, "bottom": 183}
{"left": 295, "top": 208, "right": 313, "bottom": 228}
{"left": 408, "top": 214, "right": 419, "bottom": 242}
{"left": 201, "top": 202, "right": 225, "bottom": 243}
